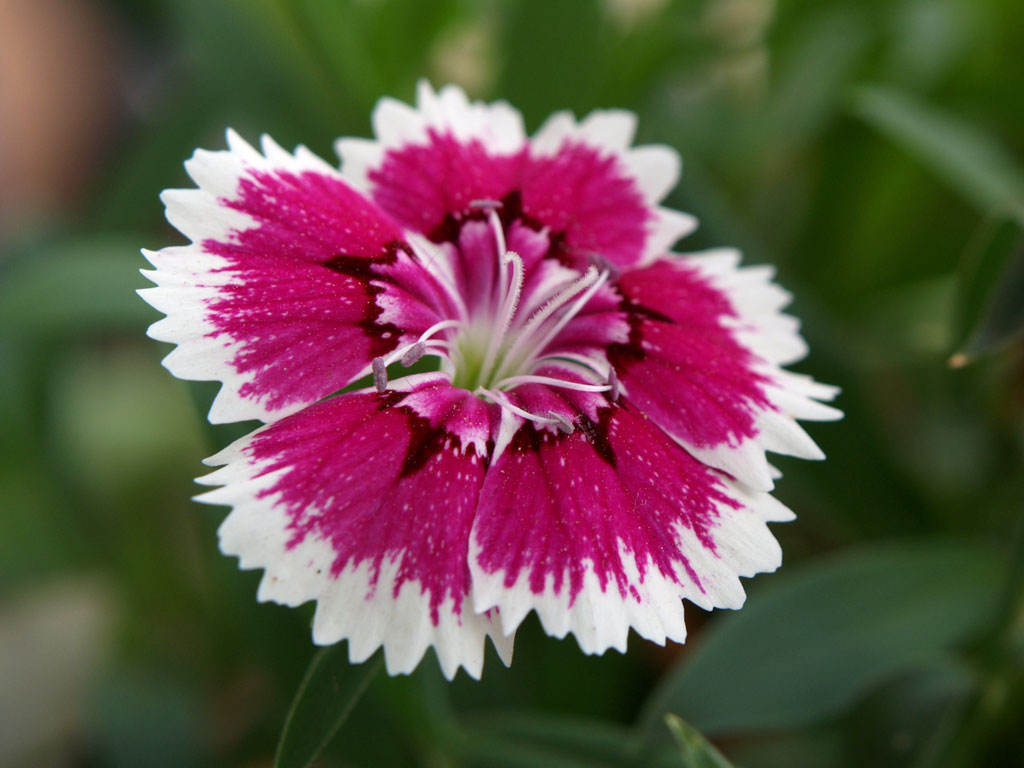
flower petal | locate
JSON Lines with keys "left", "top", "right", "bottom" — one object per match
{"left": 610, "top": 253, "right": 841, "bottom": 491}
{"left": 470, "top": 402, "right": 791, "bottom": 654}
{"left": 522, "top": 111, "right": 691, "bottom": 269}
{"left": 519, "top": 138, "right": 649, "bottom": 270}
{"left": 340, "top": 82, "right": 527, "bottom": 238}
{"left": 140, "top": 130, "right": 446, "bottom": 424}
{"left": 345, "top": 83, "right": 693, "bottom": 268}
{"left": 197, "top": 376, "right": 512, "bottom": 680}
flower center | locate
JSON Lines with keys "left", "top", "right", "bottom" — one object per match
{"left": 372, "top": 201, "right": 619, "bottom": 429}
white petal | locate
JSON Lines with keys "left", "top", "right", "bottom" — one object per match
{"left": 642, "top": 207, "right": 699, "bottom": 262}
{"left": 578, "top": 109, "right": 637, "bottom": 151}
{"left": 622, "top": 144, "right": 681, "bottom": 203}
{"left": 201, "top": 435, "right": 512, "bottom": 681}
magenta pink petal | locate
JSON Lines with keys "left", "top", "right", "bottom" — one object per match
{"left": 609, "top": 260, "right": 773, "bottom": 450}
{"left": 519, "top": 140, "right": 653, "bottom": 269}
{"left": 142, "top": 133, "right": 458, "bottom": 423}
{"left": 204, "top": 376, "right": 510, "bottom": 678}
{"left": 470, "top": 401, "right": 773, "bottom": 653}
{"left": 144, "top": 84, "right": 840, "bottom": 680}
{"left": 369, "top": 131, "right": 525, "bottom": 239}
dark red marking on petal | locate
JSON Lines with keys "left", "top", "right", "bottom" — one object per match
{"left": 608, "top": 261, "right": 772, "bottom": 449}
{"left": 474, "top": 403, "right": 739, "bottom": 606}
{"left": 320, "top": 239, "right": 403, "bottom": 280}
{"left": 317, "top": 242, "right": 420, "bottom": 350}
{"left": 199, "top": 169, "right": 427, "bottom": 412}
{"left": 576, "top": 411, "right": 616, "bottom": 469}
{"left": 249, "top": 385, "right": 493, "bottom": 624}
{"left": 520, "top": 140, "right": 653, "bottom": 270}
{"left": 370, "top": 130, "right": 525, "bottom": 239}
{"left": 400, "top": 423, "right": 448, "bottom": 478}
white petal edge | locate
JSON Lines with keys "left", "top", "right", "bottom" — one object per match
{"left": 469, "top": 482, "right": 791, "bottom": 655}
{"left": 195, "top": 439, "right": 514, "bottom": 680}
{"left": 643, "top": 207, "right": 699, "bottom": 264}
{"left": 337, "top": 80, "right": 527, "bottom": 193}
{"left": 139, "top": 246, "right": 308, "bottom": 425}
{"left": 530, "top": 107, "right": 683, "bottom": 209}
{"left": 666, "top": 248, "right": 843, "bottom": 491}
{"left": 140, "top": 130, "right": 364, "bottom": 425}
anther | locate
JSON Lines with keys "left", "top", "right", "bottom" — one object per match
{"left": 400, "top": 342, "right": 427, "bottom": 367}
{"left": 548, "top": 411, "right": 575, "bottom": 435}
{"left": 587, "top": 251, "right": 621, "bottom": 280}
{"left": 469, "top": 199, "right": 503, "bottom": 210}
{"left": 372, "top": 357, "right": 388, "bottom": 393}
{"left": 607, "top": 366, "right": 620, "bottom": 402}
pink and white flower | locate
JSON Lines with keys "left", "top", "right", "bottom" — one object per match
{"left": 140, "top": 82, "right": 840, "bottom": 680}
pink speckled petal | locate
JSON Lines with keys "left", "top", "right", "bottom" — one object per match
{"left": 342, "top": 82, "right": 527, "bottom": 238}
{"left": 610, "top": 254, "right": 840, "bottom": 490}
{"left": 366, "top": 130, "right": 524, "bottom": 239}
{"left": 470, "top": 401, "right": 793, "bottom": 654}
{"left": 140, "top": 131, "right": 445, "bottom": 424}
{"left": 348, "top": 83, "right": 692, "bottom": 269}
{"left": 198, "top": 375, "right": 512, "bottom": 680}
{"left": 522, "top": 109, "right": 692, "bottom": 268}
{"left": 519, "top": 140, "right": 653, "bottom": 269}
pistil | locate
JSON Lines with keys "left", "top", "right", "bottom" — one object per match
{"left": 374, "top": 203, "right": 619, "bottom": 431}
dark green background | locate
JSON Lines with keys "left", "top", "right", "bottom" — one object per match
{"left": 1, "top": 1, "right": 1022, "bottom": 766}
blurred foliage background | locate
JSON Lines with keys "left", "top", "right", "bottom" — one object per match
{"left": 1, "top": 0, "right": 1023, "bottom": 766}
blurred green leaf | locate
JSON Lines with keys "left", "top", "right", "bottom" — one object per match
{"left": 274, "top": 0, "right": 464, "bottom": 118}
{"left": 49, "top": 345, "right": 206, "bottom": 499}
{"left": 90, "top": 668, "right": 204, "bottom": 768}
{"left": 664, "top": 715, "right": 733, "bottom": 768}
{"left": 640, "top": 541, "right": 1007, "bottom": 737}
{"left": 850, "top": 85, "right": 1024, "bottom": 213}
{"left": 950, "top": 214, "right": 1024, "bottom": 364}
{"left": 758, "top": 6, "right": 869, "bottom": 158}
{"left": 498, "top": 0, "right": 607, "bottom": 125}
{"left": 461, "top": 714, "right": 640, "bottom": 768}
{"left": 599, "top": 0, "right": 706, "bottom": 108}
{"left": 274, "top": 646, "right": 382, "bottom": 768}
{"left": 844, "top": 658, "right": 977, "bottom": 768}
{"left": 0, "top": 234, "right": 153, "bottom": 337}
{"left": 719, "top": 726, "right": 845, "bottom": 768}
{"left": 460, "top": 712, "right": 695, "bottom": 768}
{"left": 857, "top": 275, "right": 957, "bottom": 359}
{"left": 168, "top": 0, "right": 347, "bottom": 140}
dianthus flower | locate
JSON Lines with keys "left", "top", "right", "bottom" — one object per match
{"left": 140, "top": 83, "right": 840, "bottom": 679}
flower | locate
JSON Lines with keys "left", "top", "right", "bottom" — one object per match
{"left": 140, "top": 82, "right": 841, "bottom": 680}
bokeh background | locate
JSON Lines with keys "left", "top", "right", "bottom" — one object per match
{"left": 1, "top": 0, "right": 1022, "bottom": 766}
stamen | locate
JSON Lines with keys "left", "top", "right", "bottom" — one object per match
{"left": 495, "top": 374, "right": 611, "bottom": 394}
{"left": 495, "top": 250, "right": 524, "bottom": 336}
{"left": 527, "top": 267, "right": 611, "bottom": 358}
{"left": 400, "top": 342, "right": 426, "bottom": 367}
{"left": 469, "top": 199, "right": 503, "bottom": 210}
{"left": 547, "top": 411, "right": 575, "bottom": 434}
{"left": 478, "top": 388, "right": 545, "bottom": 421}
{"left": 476, "top": 388, "right": 577, "bottom": 435}
{"left": 587, "top": 251, "right": 621, "bottom": 280}
{"left": 607, "top": 366, "right": 620, "bottom": 402}
{"left": 372, "top": 357, "right": 387, "bottom": 393}
{"left": 492, "top": 267, "right": 603, "bottom": 383}
{"left": 488, "top": 208, "right": 507, "bottom": 258}
{"left": 475, "top": 249, "right": 524, "bottom": 387}
{"left": 380, "top": 319, "right": 465, "bottom": 367}
{"left": 408, "top": 237, "right": 469, "bottom": 323}
{"left": 532, "top": 352, "right": 610, "bottom": 379}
